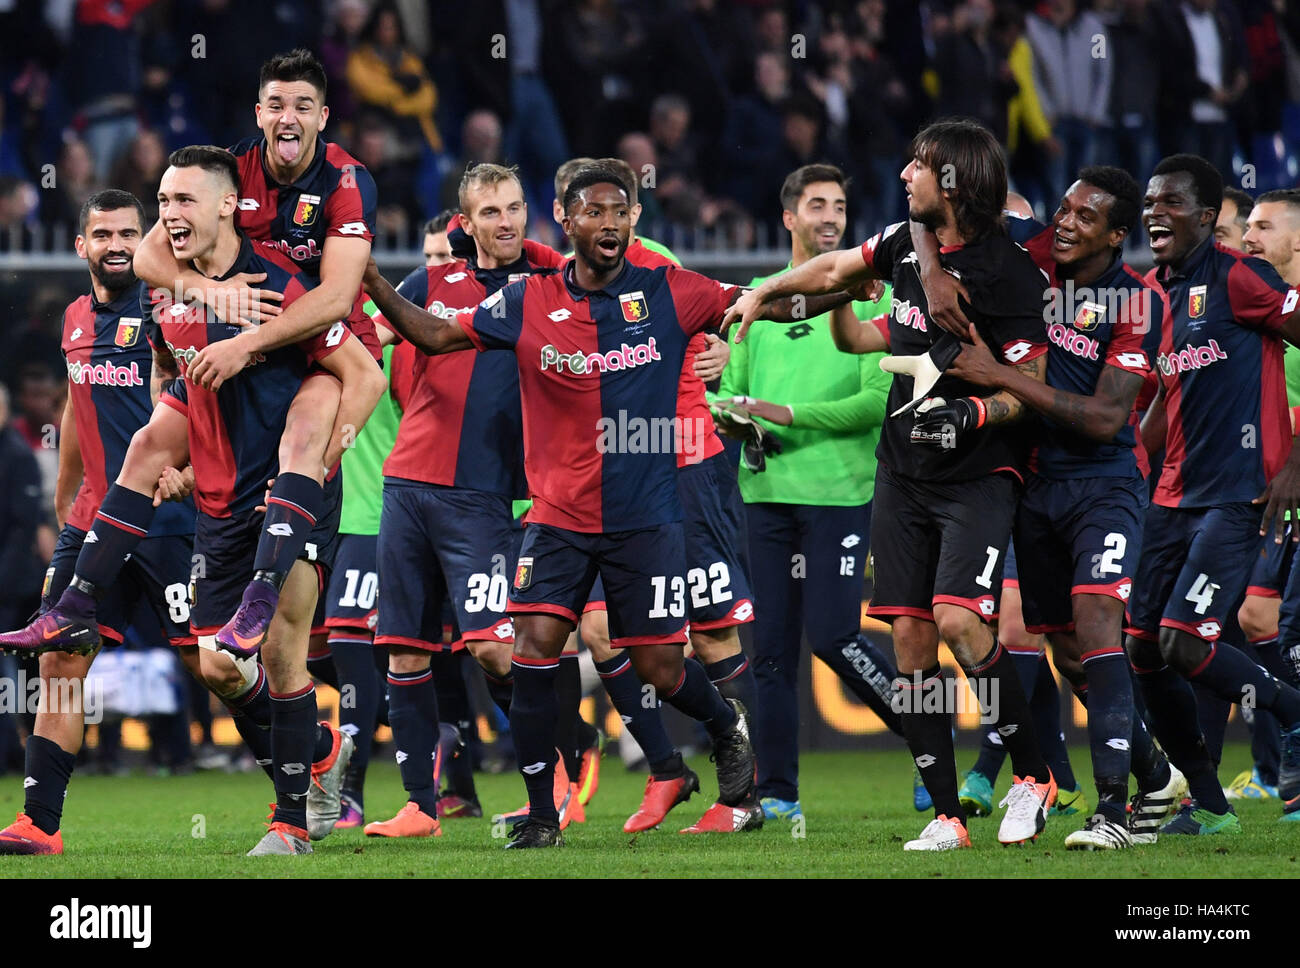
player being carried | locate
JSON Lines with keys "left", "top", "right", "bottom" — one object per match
{"left": 726, "top": 119, "right": 1060, "bottom": 851}
{"left": 1, "top": 147, "right": 379, "bottom": 854}
{"left": 129, "top": 49, "right": 386, "bottom": 657}
{"left": 371, "top": 162, "right": 862, "bottom": 847}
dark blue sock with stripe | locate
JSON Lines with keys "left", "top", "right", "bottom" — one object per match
{"left": 483, "top": 671, "right": 514, "bottom": 717}
{"left": 1081, "top": 651, "right": 1132, "bottom": 822}
{"left": 23, "top": 735, "right": 76, "bottom": 835}
{"left": 69, "top": 485, "right": 155, "bottom": 598}
{"left": 962, "top": 643, "right": 1049, "bottom": 782}
{"left": 430, "top": 650, "right": 477, "bottom": 799}
{"left": 510, "top": 657, "right": 560, "bottom": 823}
{"left": 970, "top": 648, "right": 1039, "bottom": 783}
{"left": 223, "top": 664, "right": 274, "bottom": 779}
{"left": 663, "top": 659, "right": 737, "bottom": 739}
{"left": 555, "top": 654, "right": 583, "bottom": 779}
{"left": 253, "top": 472, "right": 322, "bottom": 590}
{"left": 1030, "top": 654, "right": 1078, "bottom": 791}
{"left": 1191, "top": 641, "right": 1300, "bottom": 727}
{"left": 269, "top": 685, "right": 319, "bottom": 830}
{"left": 594, "top": 654, "right": 678, "bottom": 774}
{"left": 387, "top": 666, "right": 440, "bottom": 815}
{"left": 1193, "top": 682, "right": 1230, "bottom": 766}
{"left": 329, "top": 631, "right": 381, "bottom": 803}
{"left": 1134, "top": 664, "right": 1227, "bottom": 812}
{"left": 703, "top": 651, "right": 758, "bottom": 723}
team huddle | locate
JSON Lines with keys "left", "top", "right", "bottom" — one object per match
{"left": 2, "top": 47, "right": 1300, "bottom": 857}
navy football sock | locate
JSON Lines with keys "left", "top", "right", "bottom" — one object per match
{"left": 594, "top": 654, "right": 678, "bottom": 773}
{"left": 814, "top": 634, "right": 904, "bottom": 737}
{"left": 430, "top": 650, "right": 477, "bottom": 799}
{"left": 1080, "top": 651, "right": 1132, "bottom": 822}
{"left": 962, "top": 643, "right": 1049, "bottom": 782}
{"left": 306, "top": 650, "right": 339, "bottom": 690}
{"left": 1134, "top": 665, "right": 1227, "bottom": 813}
{"left": 1030, "top": 655, "right": 1078, "bottom": 791}
{"left": 269, "top": 685, "right": 319, "bottom": 830}
{"left": 554, "top": 654, "right": 582, "bottom": 780}
{"left": 664, "top": 659, "right": 736, "bottom": 739}
{"left": 899, "top": 665, "right": 963, "bottom": 821}
{"left": 223, "top": 664, "right": 274, "bottom": 779}
{"left": 703, "top": 651, "right": 759, "bottom": 723}
{"left": 968, "top": 648, "right": 1039, "bottom": 783}
{"left": 483, "top": 671, "right": 514, "bottom": 718}
{"left": 330, "top": 632, "right": 381, "bottom": 802}
{"left": 1191, "top": 641, "right": 1300, "bottom": 728}
{"left": 253, "top": 472, "right": 322, "bottom": 591}
{"left": 386, "top": 666, "right": 440, "bottom": 815}
{"left": 71, "top": 485, "right": 155, "bottom": 597}
{"left": 23, "top": 735, "right": 76, "bottom": 835}
{"left": 1192, "top": 682, "right": 1230, "bottom": 767}
{"left": 510, "top": 657, "right": 560, "bottom": 823}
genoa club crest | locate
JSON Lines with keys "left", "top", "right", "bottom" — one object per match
{"left": 293, "top": 193, "right": 322, "bottom": 227}
{"left": 1188, "top": 284, "right": 1207, "bottom": 319}
{"left": 514, "top": 556, "right": 534, "bottom": 590}
{"left": 1073, "top": 301, "right": 1105, "bottom": 332}
{"left": 619, "top": 291, "right": 649, "bottom": 323}
{"left": 114, "top": 317, "right": 142, "bottom": 347}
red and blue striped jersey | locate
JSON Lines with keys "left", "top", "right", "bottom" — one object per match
{"left": 61, "top": 282, "right": 193, "bottom": 536}
{"left": 230, "top": 135, "right": 381, "bottom": 359}
{"left": 458, "top": 261, "right": 735, "bottom": 532}
{"left": 381, "top": 247, "right": 565, "bottom": 496}
{"left": 146, "top": 236, "right": 354, "bottom": 517}
{"left": 1006, "top": 215, "right": 1165, "bottom": 479}
{"left": 1150, "top": 236, "right": 1296, "bottom": 508}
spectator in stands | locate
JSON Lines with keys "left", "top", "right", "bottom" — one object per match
{"left": 1095, "top": 0, "right": 1161, "bottom": 188}
{"left": 723, "top": 51, "right": 794, "bottom": 220}
{"left": 439, "top": 109, "right": 504, "bottom": 212}
{"left": 320, "top": 0, "right": 371, "bottom": 138}
{"left": 108, "top": 129, "right": 167, "bottom": 223}
{"left": 933, "top": 0, "right": 1017, "bottom": 139}
{"left": 1157, "top": 0, "right": 1247, "bottom": 179}
{"left": 0, "top": 176, "right": 39, "bottom": 246}
{"left": 549, "top": 0, "right": 651, "bottom": 154}
{"left": 354, "top": 114, "right": 422, "bottom": 242}
{"left": 997, "top": 2, "right": 1059, "bottom": 217}
{"left": 0, "top": 383, "right": 43, "bottom": 633}
{"left": 39, "top": 139, "right": 100, "bottom": 234}
{"left": 423, "top": 210, "right": 458, "bottom": 267}
{"left": 1026, "top": 0, "right": 1113, "bottom": 202}
{"left": 616, "top": 132, "right": 664, "bottom": 228}
{"left": 347, "top": 1, "right": 443, "bottom": 156}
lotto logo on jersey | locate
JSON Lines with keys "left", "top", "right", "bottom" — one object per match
{"left": 1197, "top": 620, "right": 1222, "bottom": 639}
{"left": 1188, "top": 285, "right": 1207, "bottom": 319}
{"left": 293, "top": 193, "right": 321, "bottom": 227}
{"left": 619, "top": 291, "right": 649, "bottom": 322}
{"left": 1072, "top": 301, "right": 1105, "bottom": 332}
{"left": 1047, "top": 322, "right": 1100, "bottom": 361}
{"left": 66, "top": 359, "right": 143, "bottom": 388}
{"left": 514, "top": 557, "right": 533, "bottom": 590}
{"left": 1157, "top": 339, "right": 1228, "bottom": 376}
{"left": 114, "top": 317, "right": 142, "bottom": 347}
{"left": 540, "top": 337, "right": 662, "bottom": 375}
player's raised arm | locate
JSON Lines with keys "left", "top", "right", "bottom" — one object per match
{"left": 362, "top": 258, "right": 473, "bottom": 355}
{"left": 722, "top": 245, "right": 876, "bottom": 341}
{"left": 53, "top": 393, "right": 82, "bottom": 532}
{"left": 948, "top": 324, "right": 1144, "bottom": 441}
{"left": 134, "top": 218, "right": 284, "bottom": 326}
{"left": 910, "top": 219, "right": 973, "bottom": 340}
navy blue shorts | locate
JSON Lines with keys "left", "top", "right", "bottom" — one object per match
{"left": 1015, "top": 474, "right": 1146, "bottom": 635}
{"left": 46, "top": 525, "right": 195, "bottom": 646}
{"left": 585, "top": 453, "right": 754, "bottom": 629}
{"left": 324, "top": 533, "right": 379, "bottom": 634}
{"left": 190, "top": 473, "right": 342, "bottom": 636}
{"left": 1003, "top": 540, "right": 1019, "bottom": 587}
{"left": 511, "top": 522, "right": 689, "bottom": 647}
{"left": 1126, "top": 502, "right": 1262, "bottom": 644}
{"left": 1247, "top": 523, "right": 1295, "bottom": 599}
{"left": 375, "top": 480, "right": 515, "bottom": 653}
{"left": 868, "top": 464, "right": 1018, "bottom": 623}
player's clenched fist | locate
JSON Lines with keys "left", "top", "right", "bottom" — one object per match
{"left": 909, "top": 396, "right": 986, "bottom": 449}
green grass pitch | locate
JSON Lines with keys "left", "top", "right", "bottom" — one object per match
{"left": 0, "top": 744, "right": 1295, "bottom": 877}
